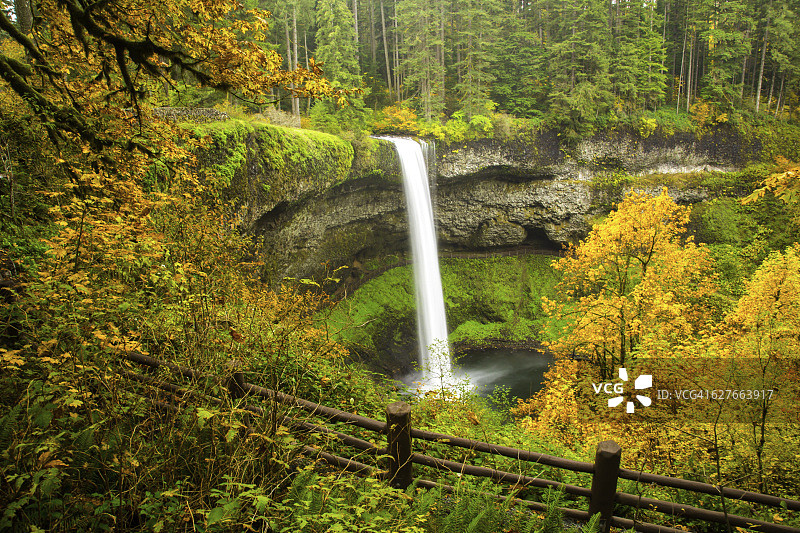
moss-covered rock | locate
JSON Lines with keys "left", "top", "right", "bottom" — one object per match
{"left": 436, "top": 126, "right": 753, "bottom": 181}
{"left": 189, "top": 120, "right": 797, "bottom": 288}
{"left": 192, "top": 119, "right": 358, "bottom": 230}
{"left": 326, "top": 255, "right": 560, "bottom": 374}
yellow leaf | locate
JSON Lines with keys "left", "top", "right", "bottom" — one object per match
{"left": 38, "top": 339, "right": 58, "bottom": 356}
{"left": 1, "top": 348, "right": 25, "bottom": 367}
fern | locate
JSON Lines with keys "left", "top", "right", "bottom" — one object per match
{"left": 582, "top": 512, "right": 601, "bottom": 533}
{"left": 405, "top": 482, "right": 439, "bottom": 518}
{"left": 523, "top": 516, "right": 538, "bottom": 533}
{"left": 539, "top": 487, "right": 565, "bottom": 533}
{"left": 286, "top": 468, "right": 314, "bottom": 499}
{"left": 73, "top": 425, "right": 95, "bottom": 453}
{"left": 440, "top": 493, "right": 471, "bottom": 531}
{"left": 0, "top": 403, "right": 22, "bottom": 451}
{"left": 465, "top": 508, "right": 489, "bottom": 533}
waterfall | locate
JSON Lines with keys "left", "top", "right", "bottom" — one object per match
{"left": 379, "top": 137, "right": 453, "bottom": 388}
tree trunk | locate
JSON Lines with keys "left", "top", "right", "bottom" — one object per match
{"left": 774, "top": 71, "right": 785, "bottom": 118}
{"left": 740, "top": 30, "right": 749, "bottom": 104}
{"left": 755, "top": 21, "right": 769, "bottom": 113}
{"left": 686, "top": 32, "right": 693, "bottom": 114}
{"left": 393, "top": 0, "right": 401, "bottom": 98}
{"left": 662, "top": 0, "right": 668, "bottom": 74}
{"left": 305, "top": 32, "right": 311, "bottom": 114}
{"left": 380, "top": 0, "right": 393, "bottom": 100}
{"left": 751, "top": 36, "right": 759, "bottom": 95}
{"left": 369, "top": 0, "right": 377, "bottom": 67}
{"left": 285, "top": 19, "right": 293, "bottom": 114}
{"left": 285, "top": 20, "right": 293, "bottom": 72}
{"left": 766, "top": 66, "right": 775, "bottom": 113}
{"left": 292, "top": 7, "right": 300, "bottom": 117}
{"left": 779, "top": 73, "right": 790, "bottom": 118}
{"left": 439, "top": 0, "right": 445, "bottom": 112}
{"left": 456, "top": 44, "right": 462, "bottom": 87}
{"left": 677, "top": 12, "right": 687, "bottom": 114}
{"left": 353, "top": 0, "right": 359, "bottom": 46}
{"left": 13, "top": 0, "right": 32, "bottom": 34}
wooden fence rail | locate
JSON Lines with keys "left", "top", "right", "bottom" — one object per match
{"left": 119, "top": 351, "right": 800, "bottom": 533}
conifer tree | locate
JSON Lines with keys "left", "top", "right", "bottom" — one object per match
{"left": 490, "top": 12, "right": 549, "bottom": 117}
{"left": 316, "top": 0, "right": 363, "bottom": 91}
{"left": 700, "top": 0, "right": 752, "bottom": 112}
{"left": 396, "top": 0, "right": 445, "bottom": 120}
{"left": 451, "top": 0, "right": 503, "bottom": 118}
{"left": 611, "top": 0, "right": 667, "bottom": 111}
{"left": 546, "top": 0, "right": 613, "bottom": 133}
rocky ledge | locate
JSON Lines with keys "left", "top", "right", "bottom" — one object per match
{"left": 200, "top": 123, "right": 755, "bottom": 283}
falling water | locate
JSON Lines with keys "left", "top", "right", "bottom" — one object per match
{"left": 379, "top": 137, "right": 453, "bottom": 388}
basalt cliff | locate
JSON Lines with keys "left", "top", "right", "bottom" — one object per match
{"left": 194, "top": 120, "right": 757, "bottom": 284}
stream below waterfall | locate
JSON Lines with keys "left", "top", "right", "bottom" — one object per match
{"left": 456, "top": 348, "right": 553, "bottom": 399}
{"left": 398, "top": 348, "right": 553, "bottom": 400}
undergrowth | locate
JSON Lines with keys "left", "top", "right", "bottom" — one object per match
{"left": 3, "top": 95, "right": 800, "bottom": 532}
{"left": 1, "top": 108, "right": 594, "bottom": 533}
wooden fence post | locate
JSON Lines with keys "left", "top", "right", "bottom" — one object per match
{"left": 386, "top": 401, "right": 413, "bottom": 489}
{"left": 226, "top": 360, "right": 252, "bottom": 434}
{"left": 226, "top": 360, "right": 247, "bottom": 400}
{"left": 589, "top": 440, "right": 622, "bottom": 533}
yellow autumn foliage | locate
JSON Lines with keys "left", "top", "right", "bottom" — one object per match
{"left": 543, "top": 189, "right": 717, "bottom": 376}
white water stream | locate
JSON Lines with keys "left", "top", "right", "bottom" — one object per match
{"left": 379, "top": 137, "right": 454, "bottom": 389}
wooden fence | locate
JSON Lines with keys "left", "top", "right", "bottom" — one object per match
{"left": 119, "top": 351, "right": 800, "bottom": 533}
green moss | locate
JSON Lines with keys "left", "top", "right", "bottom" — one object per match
{"left": 687, "top": 194, "right": 800, "bottom": 306}
{"left": 690, "top": 194, "right": 798, "bottom": 251}
{"left": 190, "top": 119, "right": 356, "bottom": 204}
{"left": 349, "top": 137, "right": 403, "bottom": 183}
{"left": 741, "top": 120, "right": 800, "bottom": 163}
{"left": 326, "top": 255, "right": 561, "bottom": 359}
{"left": 691, "top": 198, "right": 754, "bottom": 246}
{"left": 327, "top": 267, "right": 416, "bottom": 355}
{"left": 440, "top": 255, "right": 560, "bottom": 343}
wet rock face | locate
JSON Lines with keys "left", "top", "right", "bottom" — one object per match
{"left": 257, "top": 179, "right": 410, "bottom": 283}
{"left": 436, "top": 127, "right": 749, "bottom": 181}
{"left": 238, "top": 127, "right": 750, "bottom": 282}
{"left": 436, "top": 178, "right": 593, "bottom": 247}
{"left": 258, "top": 171, "right": 594, "bottom": 282}
{"left": 471, "top": 218, "right": 527, "bottom": 248}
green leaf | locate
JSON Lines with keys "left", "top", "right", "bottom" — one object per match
{"left": 34, "top": 408, "right": 53, "bottom": 428}
{"left": 207, "top": 506, "right": 225, "bottom": 525}
{"left": 254, "top": 495, "right": 270, "bottom": 512}
{"left": 196, "top": 408, "right": 214, "bottom": 429}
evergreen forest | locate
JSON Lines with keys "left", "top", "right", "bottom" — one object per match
{"left": 259, "top": 0, "right": 800, "bottom": 136}
{"left": 1, "top": 0, "right": 800, "bottom": 531}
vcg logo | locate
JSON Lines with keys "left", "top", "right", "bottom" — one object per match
{"left": 592, "top": 368, "right": 653, "bottom": 413}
